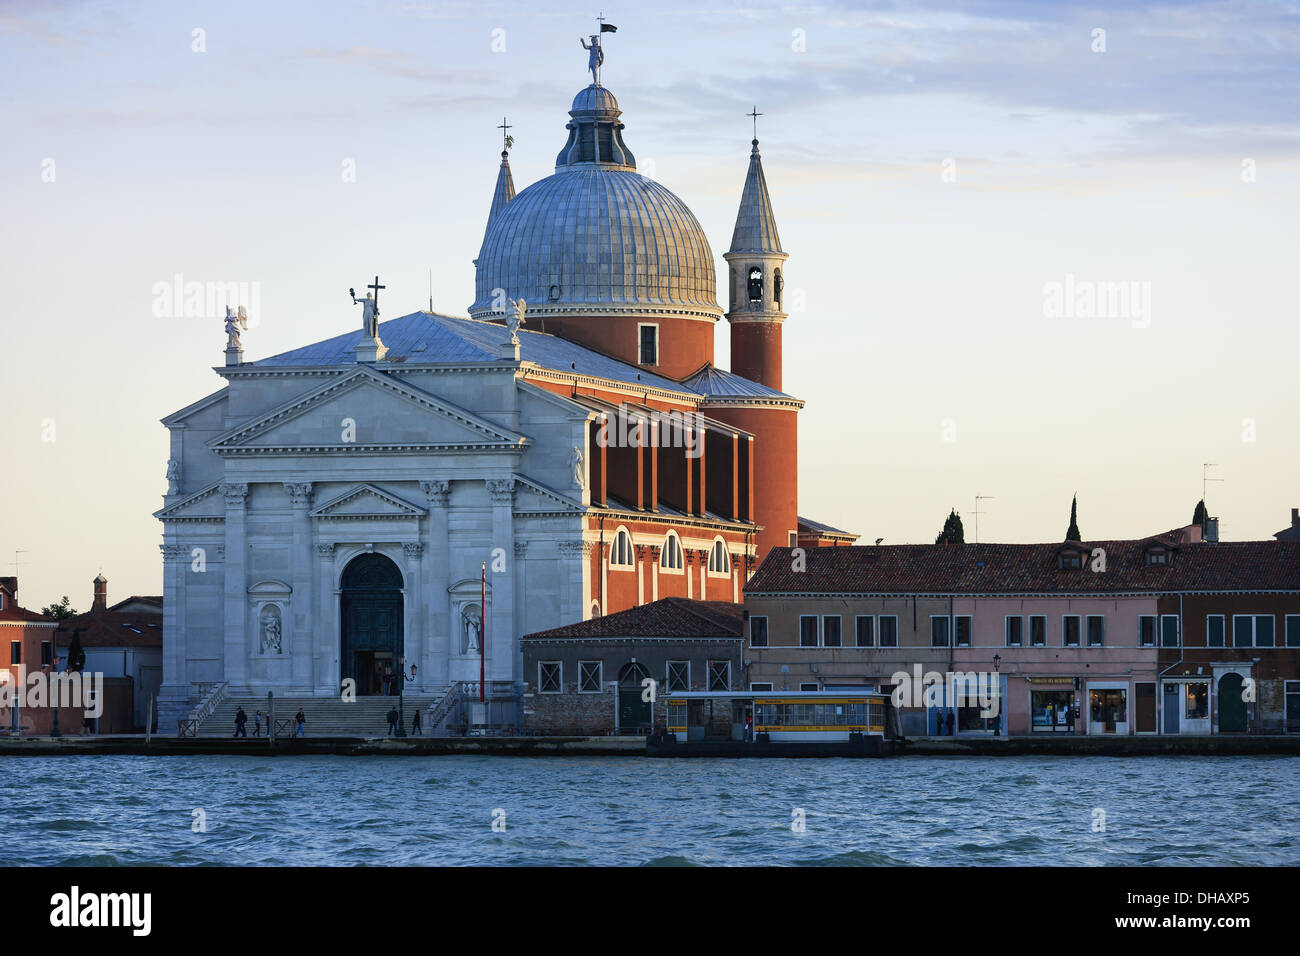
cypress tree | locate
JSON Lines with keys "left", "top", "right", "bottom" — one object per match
{"left": 936, "top": 508, "right": 965, "bottom": 545}
{"left": 1193, "top": 499, "right": 1208, "bottom": 529}
{"left": 1066, "top": 494, "right": 1081, "bottom": 541}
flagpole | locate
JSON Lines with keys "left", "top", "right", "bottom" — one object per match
{"left": 480, "top": 561, "right": 486, "bottom": 703}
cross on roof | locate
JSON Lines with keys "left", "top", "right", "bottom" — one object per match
{"left": 748, "top": 105, "right": 763, "bottom": 140}
{"left": 497, "top": 116, "right": 512, "bottom": 151}
{"left": 367, "top": 275, "right": 385, "bottom": 318}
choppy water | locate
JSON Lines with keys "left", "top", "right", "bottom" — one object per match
{"left": 3, "top": 755, "right": 1297, "bottom": 866}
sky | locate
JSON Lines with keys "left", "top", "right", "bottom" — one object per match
{"left": 1, "top": 0, "right": 1297, "bottom": 610}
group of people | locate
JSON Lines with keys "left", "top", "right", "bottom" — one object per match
{"left": 232, "top": 706, "right": 307, "bottom": 738}
{"left": 386, "top": 706, "right": 422, "bottom": 736}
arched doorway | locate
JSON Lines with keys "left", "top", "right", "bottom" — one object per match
{"left": 1218, "top": 673, "right": 1247, "bottom": 733}
{"left": 340, "top": 553, "right": 403, "bottom": 696}
{"left": 618, "top": 662, "right": 651, "bottom": 734}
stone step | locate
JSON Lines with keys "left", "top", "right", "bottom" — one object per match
{"left": 198, "top": 693, "right": 448, "bottom": 737}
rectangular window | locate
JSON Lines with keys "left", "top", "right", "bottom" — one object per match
{"left": 1233, "top": 614, "right": 1253, "bottom": 648}
{"left": 930, "top": 616, "right": 950, "bottom": 648}
{"left": 799, "top": 682, "right": 819, "bottom": 692}
{"left": 1256, "top": 615, "right": 1276, "bottom": 647}
{"left": 578, "top": 660, "right": 602, "bottom": 693}
{"left": 1161, "top": 614, "right": 1180, "bottom": 648}
{"left": 822, "top": 616, "right": 842, "bottom": 647}
{"left": 799, "top": 615, "right": 819, "bottom": 648}
{"left": 666, "top": 660, "right": 689, "bottom": 693}
{"left": 1005, "top": 616, "right": 1023, "bottom": 646}
{"left": 750, "top": 682, "right": 774, "bottom": 692}
{"left": 954, "top": 616, "right": 972, "bottom": 647}
{"left": 855, "top": 616, "right": 874, "bottom": 647}
{"left": 1207, "top": 615, "right": 1225, "bottom": 648}
{"left": 878, "top": 616, "right": 898, "bottom": 648}
{"left": 749, "top": 616, "right": 768, "bottom": 648}
{"left": 1029, "top": 616, "right": 1046, "bottom": 647}
{"left": 638, "top": 324, "right": 658, "bottom": 365}
{"left": 1086, "top": 616, "right": 1105, "bottom": 647}
{"left": 1287, "top": 615, "right": 1300, "bottom": 648}
{"left": 1185, "top": 682, "right": 1209, "bottom": 720}
{"left": 708, "top": 660, "right": 730, "bottom": 692}
{"left": 1063, "top": 616, "right": 1081, "bottom": 647}
{"left": 10, "top": 641, "right": 21, "bottom": 665}
{"left": 1139, "top": 615, "right": 1156, "bottom": 647}
{"left": 40, "top": 641, "right": 53, "bottom": 667}
{"left": 537, "top": 661, "right": 561, "bottom": 694}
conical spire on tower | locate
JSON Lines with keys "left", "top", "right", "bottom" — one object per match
{"left": 729, "top": 138, "right": 783, "bottom": 255}
{"left": 488, "top": 148, "right": 516, "bottom": 227}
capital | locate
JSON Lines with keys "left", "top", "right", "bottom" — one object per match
{"left": 284, "top": 482, "right": 314, "bottom": 507}
{"left": 420, "top": 479, "right": 451, "bottom": 507}
{"left": 486, "top": 478, "right": 516, "bottom": 505}
{"left": 220, "top": 482, "right": 248, "bottom": 506}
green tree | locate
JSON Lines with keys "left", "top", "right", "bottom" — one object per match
{"left": 1066, "top": 495, "right": 1081, "bottom": 541}
{"left": 1193, "top": 499, "right": 1208, "bottom": 529}
{"left": 40, "top": 595, "right": 77, "bottom": 620}
{"left": 936, "top": 508, "right": 965, "bottom": 545}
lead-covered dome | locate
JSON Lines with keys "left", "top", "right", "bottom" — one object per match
{"left": 470, "top": 84, "right": 721, "bottom": 320}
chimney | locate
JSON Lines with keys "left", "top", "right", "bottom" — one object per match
{"left": 1292, "top": 508, "right": 1299, "bottom": 528}
{"left": 92, "top": 573, "right": 108, "bottom": 611}
{"left": 1205, "top": 517, "right": 1220, "bottom": 543}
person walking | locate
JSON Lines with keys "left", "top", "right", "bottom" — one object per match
{"left": 295, "top": 708, "right": 306, "bottom": 737}
{"left": 945, "top": 709, "right": 955, "bottom": 736}
{"left": 252, "top": 710, "right": 263, "bottom": 737}
{"left": 411, "top": 708, "right": 422, "bottom": 736}
{"left": 934, "top": 709, "right": 944, "bottom": 736}
{"left": 387, "top": 706, "right": 400, "bottom": 736}
{"left": 234, "top": 706, "right": 248, "bottom": 738}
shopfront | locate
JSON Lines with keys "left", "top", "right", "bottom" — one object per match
{"left": 1161, "top": 679, "right": 1211, "bottom": 734}
{"left": 1026, "top": 678, "right": 1077, "bottom": 733}
{"left": 1086, "top": 681, "right": 1130, "bottom": 735}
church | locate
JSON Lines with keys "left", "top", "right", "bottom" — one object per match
{"left": 154, "top": 35, "right": 852, "bottom": 729}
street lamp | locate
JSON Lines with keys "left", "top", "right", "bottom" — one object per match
{"left": 46, "top": 656, "right": 62, "bottom": 738}
{"left": 992, "top": 654, "right": 1001, "bottom": 736}
{"left": 395, "top": 657, "right": 417, "bottom": 738}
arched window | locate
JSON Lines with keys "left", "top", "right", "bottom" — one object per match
{"left": 610, "top": 527, "right": 634, "bottom": 568}
{"left": 660, "top": 532, "right": 683, "bottom": 570}
{"left": 747, "top": 267, "right": 763, "bottom": 305}
{"left": 590, "top": 601, "right": 602, "bottom": 619}
{"left": 707, "top": 539, "right": 730, "bottom": 574}
{"left": 774, "top": 268, "right": 783, "bottom": 309}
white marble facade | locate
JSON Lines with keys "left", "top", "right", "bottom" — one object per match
{"left": 155, "top": 351, "right": 596, "bottom": 727}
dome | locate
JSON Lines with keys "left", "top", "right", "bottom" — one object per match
{"left": 470, "top": 83, "right": 721, "bottom": 321}
{"left": 571, "top": 85, "right": 620, "bottom": 114}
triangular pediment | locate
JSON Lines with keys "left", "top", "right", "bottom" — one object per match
{"left": 310, "top": 484, "right": 426, "bottom": 521}
{"left": 154, "top": 482, "right": 226, "bottom": 521}
{"left": 209, "top": 366, "right": 528, "bottom": 455}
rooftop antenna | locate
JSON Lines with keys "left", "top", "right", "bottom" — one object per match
{"left": 974, "top": 496, "right": 995, "bottom": 544}
{"left": 1202, "top": 463, "right": 1222, "bottom": 507}
{"left": 428, "top": 269, "right": 433, "bottom": 313}
{"left": 11, "top": 550, "right": 28, "bottom": 578}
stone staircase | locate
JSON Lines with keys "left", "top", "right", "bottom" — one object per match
{"left": 196, "top": 691, "right": 447, "bottom": 738}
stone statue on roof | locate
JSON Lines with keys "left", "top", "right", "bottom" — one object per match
{"left": 580, "top": 34, "right": 604, "bottom": 85}
{"left": 224, "top": 305, "right": 247, "bottom": 350}
{"left": 506, "top": 297, "right": 525, "bottom": 345}
{"left": 350, "top": 289, "right": 378, "bottom": 339}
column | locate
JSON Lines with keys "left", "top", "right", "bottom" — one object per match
{"left": 315, "top": 543, "right": 336, "bottom": 694}
{"left": 158, "top": 543, "right": 190, "bottom": 713}
{"left": 285, "top": 482, "right": 314, "bottom": 693}
{"left": 513, "top": 541, "right": 528, "bottom": 687}
{"left": 649, "top": 545, "right": 661, "bottom": 602}
{"left": 636, "top": 545, "right": 646, "bottom": 606}
{"left": 402, "top": 541, "right": 424, "bottom": 689}
{"left": 420, "top": 480, "right": 451, "bottom": 687}
{"left": 220, "top": 482, "right": 249, "bottom": 689}
{"left": 485, "top": 479, "right": 516, "bottom": 686}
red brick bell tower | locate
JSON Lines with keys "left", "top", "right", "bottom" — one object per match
{"left": 711, "top": 135, "right": 799, "bottom": 562}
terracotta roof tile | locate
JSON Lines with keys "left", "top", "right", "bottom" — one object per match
{"left": 524, "top": 597, "right": 744, "bottom": 640}
{"left": 746, "top": 538, "right": 1300, "bottom": 595}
